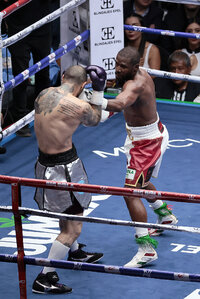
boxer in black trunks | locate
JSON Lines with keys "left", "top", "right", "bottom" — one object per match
{"left": 32, "top": 65, "right": 105, "bottom": 294}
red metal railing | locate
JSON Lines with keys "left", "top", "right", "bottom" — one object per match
{"left": 11, "top": 183, "right": 26, "bottom": 299}
{"left": 0, "top": 174, "right": 199, "bottom": 203}
{"left": 0, "top": 173, "right": 200, "bottom": 298}
{"left": 1, "top": 0, "right": 32, "bottom": 19}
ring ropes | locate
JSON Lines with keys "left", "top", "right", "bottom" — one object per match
{"left": 0, "top": 0, "right": 86, "bottom": 132}
{"left": 1, "top": 0, "right": 32, "bottom": 19}
{"left": 0, "top": 173, "right": 200, "bottom": 299}
{"left": 0, "top": 205, "right": 200, "bottom": 235}
{"left": 1, "top": 4, "right": 200, "bottom": 140}
{"left": 1, "top": 13, "right": 200, "bottom": 135}
{"left": 124, "top": 24, "right": 200, "bottom": 82}
{"left": 0, "top": 2, "right": 199, "bottom": 296}
{"left": 0, "top": 0, "right": 89, "bottom": 141}
{"left": 155, "top": 0, "right": 200, "bottom": 5}
{"left": 1, "top": 33, "right": 200, "bottom": 141}
{"left": 0, "top": 30, "right": 90, "bottom": 141}
{"left": 0, "top": 2, "right": 86, "bottom": 297}
{"left": 0, "top": 1, "right": 199, "bottom": 195}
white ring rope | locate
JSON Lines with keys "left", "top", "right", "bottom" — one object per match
{"left": 2, "top": 0, "right": 86, "bottom": 48}
{"left": 155, "top": 0, "right": 200, "bottom": 5}
{"left": 0, "top": 205, "right": 199, "bottom": 235}
{"left": 141, "top": 67, "right": 200, "bottom": 84}
{"left": 1, "top": 110, "right": 34, "bottom": 140}
{"left": 1, "top": 0, "right": 200, "bottom": 142}
{"left": 0, "top": 0, "right": 86, "bottom": 138}
{"left": 1, "top": 29, "right": 89, "bottom": 139}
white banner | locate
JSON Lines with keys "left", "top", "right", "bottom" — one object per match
{"left": 60, "top": 0, "right": 90, "bottom": 74}
{"left": 89, "top": 0, "right": 124, "bottom": 79}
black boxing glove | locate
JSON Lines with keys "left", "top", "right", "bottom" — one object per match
{"left": 86, "top": 65, "right": 108, "bottom": 109}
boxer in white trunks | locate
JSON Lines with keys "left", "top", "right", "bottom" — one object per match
{"left": 87, "top": 46, "right": 178, "bottom": 269}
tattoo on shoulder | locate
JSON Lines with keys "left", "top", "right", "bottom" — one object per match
{"left": 57, "top": 101, "right": 81, "bottom": 117}
{"left": 35, "top": 89, "right": 63, "bottom": 115}
{"left": 36, "top": 89, "right": 49, "bottom": 102}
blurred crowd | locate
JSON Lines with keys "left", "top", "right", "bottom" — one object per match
{"left": 123, "top": 0, "right": 200, "bottom": 103}
{"left": 0, "top": 0, "right": 200, "bottom": 139}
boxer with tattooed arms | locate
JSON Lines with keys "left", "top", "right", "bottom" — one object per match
{"left": 32, "top": 65, "right": 105, "bottom": 294}
{"left": 87, "top": 47, "right": 178, "bottom": 269}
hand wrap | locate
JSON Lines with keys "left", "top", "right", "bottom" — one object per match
{"left": 86, "top": 65, "right": 108, "bottom": 109}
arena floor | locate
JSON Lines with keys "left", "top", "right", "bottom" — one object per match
{"left": 0, "top": 101, "right": 200, "bottom": 299}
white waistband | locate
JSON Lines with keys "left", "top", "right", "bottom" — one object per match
{"left": 126, "top": 115, "right": 163, "bottom": 140}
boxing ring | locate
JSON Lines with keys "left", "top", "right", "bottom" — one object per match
{"left": 0, "top": 0, "right": 200, "bottom": 298}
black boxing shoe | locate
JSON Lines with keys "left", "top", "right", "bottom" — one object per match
{"left": 68, "top": 243, "right": 103, "bottom": 263}
{"left": 32, "top": 271, "right": 72, "bottom": 294}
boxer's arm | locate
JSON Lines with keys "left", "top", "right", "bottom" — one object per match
{"left": 78, "top": 88, "right": 114, "bottom": 122}
{"left": 81, "top": 102, "right": 102, "bottom": 127}
{"left": 106, "top": 81, "right": 141, "bottom": 112}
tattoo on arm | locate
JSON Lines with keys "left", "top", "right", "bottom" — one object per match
{"left": 82, "top": 104, "right": 101, "bottom": 126}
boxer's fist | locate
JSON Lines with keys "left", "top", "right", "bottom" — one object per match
{"left": 86, "top": 65, "right": 107, "bottom": 91}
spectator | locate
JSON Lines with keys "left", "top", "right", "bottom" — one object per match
{"left": 123, "top": 0, "right": 164, "bottom": 45}
{"left": 180, "top": 17, "right": 200, "bottom": 76}
{"left": 50, "top": 0, "right": 60, "bottom": 51}
{"left": 124, "top": 13, "right": 161, "bottom": 71}
{"left": 161, "top": 4, "right": 200, "bottom": 55}
{"left": 154, "top": 51, "right": 200, "bottom": 102}
{"left": 1, "top": 39, "right": 60, "bottom": 126}
{"left": 1, "top": 34, "right": 14, "bottom": 128}
{"left": 4, "top": 0, "right": 52, "bottom": 137}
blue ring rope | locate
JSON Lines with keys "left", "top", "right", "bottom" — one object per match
{"left": 3, "top": 30, "right": 90, "bottom": 92}
{"left": 0, "top": 254, "right": 199, "bottom": 283}
{"left": 3, "top": 24, "right": 200, "bottom": 94}
{"left": 124, "top": 25, "right": 200, "bottom": 39}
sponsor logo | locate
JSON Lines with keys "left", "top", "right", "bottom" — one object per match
{"left": 93, "top": 0, "right": 121, "bottom": 15}
{"left": 101, "top": 27, "right": 115, "bottom": 40}
{"left": 126, "top": 169, "right": 136, "bottom": 180}
{"left": 143, "top": 269, "right": 152, "bottom": 278}
{"left": 103, "top": 57, "right": 115, "bottom": 71}
{"left": 100, "top": 0, "right": 114, "bottom": 9}
{"left": 184, "top": 289, "right": 200, "bottom": 298}
{"left": 93, "top": 139, "right": 200, "bottom": 158}
{"left": 93, "top": 146, "right": 125, "bottom": 158}
{"left": 0, "top": 216, "right": 29, "bottom": 228}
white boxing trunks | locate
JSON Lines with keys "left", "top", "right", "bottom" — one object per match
{"left": 34, "top": 144, "right": 91, "bottom": 213}
{"left": 124, "top": 115, "right": 169, "bottom": 188}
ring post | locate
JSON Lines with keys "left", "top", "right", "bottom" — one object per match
{"left": 11, "top": 183, "right": 27, "bottom": 299}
